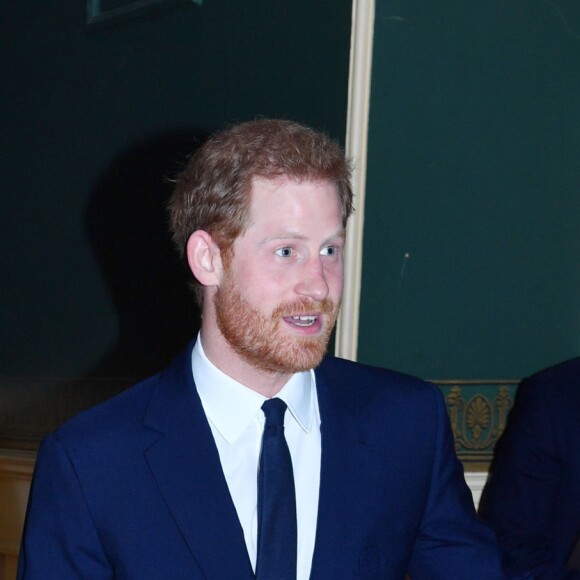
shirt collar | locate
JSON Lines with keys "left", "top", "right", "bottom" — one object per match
{"left": 192, "top": 334, "right": 315, "bottom": 443}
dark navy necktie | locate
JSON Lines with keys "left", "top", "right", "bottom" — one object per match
{"left": 255, "top": 398, "right": 297, "bottom": 580}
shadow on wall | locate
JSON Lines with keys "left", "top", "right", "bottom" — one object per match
{"left": 0, "top": 129, "right": 212, "bottom": 449}
{"left": 85, "top": 128, "right": 210, "bottom": 380}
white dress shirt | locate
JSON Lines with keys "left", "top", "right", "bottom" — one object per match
{"left": 192, "top": 336, "right": 321, "bottom": 580}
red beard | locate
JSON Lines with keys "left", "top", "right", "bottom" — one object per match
{"left": 214, "top": 274, "right": 339, "bottom": 374}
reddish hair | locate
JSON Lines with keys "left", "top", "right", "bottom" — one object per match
{"left": 168, "top": 119, "right": 353, "bottom": 300}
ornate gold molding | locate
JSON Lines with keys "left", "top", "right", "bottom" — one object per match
{"left": 435, "top": 380, "right": 519, "bottom": 470}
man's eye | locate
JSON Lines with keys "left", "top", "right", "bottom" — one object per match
{"left": 321, "top": 246, "right": 336, "bottom": 256}
{"left": 275, "top": 247, "right": 293, "bottom": 257}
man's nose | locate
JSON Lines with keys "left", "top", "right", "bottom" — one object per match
{"left": 294, "top": 257, "right": 329, "bottom": 301}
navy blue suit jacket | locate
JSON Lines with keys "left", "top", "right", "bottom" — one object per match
{"left": 479, "top": 357, "right": 580, "bottom": 579}
{"left": 19, "top": 344, "right": 505, "bottom": 579}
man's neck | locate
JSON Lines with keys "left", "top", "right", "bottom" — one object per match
{"left": 199, "top": 327, "right": 292, "bottom": 398}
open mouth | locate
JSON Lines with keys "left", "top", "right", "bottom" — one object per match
{"left": 286, "top": 315, "right": 317, "bottom": 327}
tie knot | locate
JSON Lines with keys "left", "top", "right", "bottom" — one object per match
{"left": 261, "top": 398, "right": 288, "bottom": 428}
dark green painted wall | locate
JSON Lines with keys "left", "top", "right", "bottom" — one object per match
{"left": 359, "top": 0, "right": 580, "bottom": 380}
{"left": 1, "top": 1, "right": 352, "bottom": 380}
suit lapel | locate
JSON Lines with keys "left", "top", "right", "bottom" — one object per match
{"left": 309, "top": 359, "right": 379, "bottom": 577}
{"left": 143, "top": 345, "right": 254, "bottom": 579}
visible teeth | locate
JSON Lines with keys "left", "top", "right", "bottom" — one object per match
{"left": 292, "top": 315, "right": 316, "bottom": 327}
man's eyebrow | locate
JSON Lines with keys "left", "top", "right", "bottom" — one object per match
{"left": 263, "top": 230, "right": 345, "bottom": 244}
{"left": 263, "top": 232, "right": 307, "bottom": 242}
{"left": 322, "top": 230, "right": 346, "bottom": 243}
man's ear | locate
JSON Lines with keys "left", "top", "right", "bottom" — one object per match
{"left": 186, "top": 231, "right": 224, "bottom": 288}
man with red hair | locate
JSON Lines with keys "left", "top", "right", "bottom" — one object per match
{"left": 19, "top": 119, "right": 509, "bottom": 579}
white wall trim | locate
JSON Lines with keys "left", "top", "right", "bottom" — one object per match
{"left": 335, "top": 0, "right": 375, "bottom": 362}
{"left": 465, "top": 471, "right": 489, "bottom": 510}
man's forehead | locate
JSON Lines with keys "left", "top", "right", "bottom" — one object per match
{"left": 242, "top": 181, "right": 341, "bottom": 240}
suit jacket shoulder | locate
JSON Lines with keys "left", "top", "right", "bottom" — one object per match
{"left": 53, "top": 343, "right": 198, "bottom": 451}
{"left": 311, "top": 356, "right": 506, "bottom": 580}
{"left": 316, "top": 355, "right": 441, "bottom": 409}
{"left": 20, "top": 343, "right": 255, "bottom": 579}
{"left": 520, "top": 356, "right": 580, "bottom": 408}
{"left": 479, "top": 357, "right": 580, "bottom": 579}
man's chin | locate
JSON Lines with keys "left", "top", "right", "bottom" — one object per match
{"left": 270, "top": 336, "right": 329, "bottom": 374}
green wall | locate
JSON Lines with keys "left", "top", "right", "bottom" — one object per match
{"left": 359, "top": 0, "right": 580, "bottom": 381}
{"left": 1, "top": 0, "right": 352, "bottom": 378}
{"left": 0, "top": 0, "right": 352, "bottom": 445}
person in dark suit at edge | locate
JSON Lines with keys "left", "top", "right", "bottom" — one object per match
{"left": 19, "top": 119, "right": 512, "bottom": 579}
{"left": 479, "top": 357, "right": 580, "bottom": 579}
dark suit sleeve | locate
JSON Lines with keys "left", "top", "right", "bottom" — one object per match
{"left": 479, "top": 378, "right": 580, "bottom": 580}
{"left": 18, "top": 434, "right": 113, "bottom": 579}
{"left": 408, "top": 388, "right": 509, "bottom": 579}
